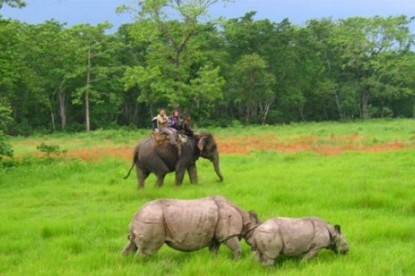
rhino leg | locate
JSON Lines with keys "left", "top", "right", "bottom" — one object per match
{"left": 260, "top": 254, "right": 275, "bottom": 266}
{"left": 301, "top": 247, "right": 321, "bottom": 262}
{"left": 132, "top": 218, "right": 166, "bottom": 257}
{"left": 122, "top": 240, "right": 137, "bottom": 255}
{"left": 224, "top": 237, "right": 241, "bottom": 259}
{"left": 252, "top": 229, "right": 283, "bottom": 266}
{"left": 133, "top": 234, "right": 164, "bottom": 257}
{"left": 208, "top": 240, "right": 220, "bottom": 255}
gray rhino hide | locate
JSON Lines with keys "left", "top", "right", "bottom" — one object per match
{"left": 250, "top": 217, "right": 335, "bottom": 263}
{"left": 162, "top": 198, "right": 218, "bottom": 251}
{"left": 125, "top": 196, "right": 251, "bottom": 255}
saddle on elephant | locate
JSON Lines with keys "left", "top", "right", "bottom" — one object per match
{"left": 152, "top": 130, "right": 188, "bottom": 145}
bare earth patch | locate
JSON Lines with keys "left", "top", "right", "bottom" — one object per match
{"left": 48, "top": 135, "right": 414, "bottom": 161}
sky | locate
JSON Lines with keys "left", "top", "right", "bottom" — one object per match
{"left": 1, "top": 0, "right": 415, "bottom": 31}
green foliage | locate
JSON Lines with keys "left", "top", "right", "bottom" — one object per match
{"left": 0, "top": 102, "right": 13, "bottom": 160}
{"left": 1, "top": 6, "right": 415, "bottom": 131}
{"left": 0, "top": 131, "right": 13, "bottom": 160}
{"left": 0, "top": 0, "right": 25, "bottom": 9}
{"left": 36, "top": 143, "right": 66, "bottom": 157}
{"left": 228, "top": 53, "right": 275, "bottom": 124}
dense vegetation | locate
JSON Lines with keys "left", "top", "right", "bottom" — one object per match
{"left": 1, "top": 0, "right": 414, "bottom": 136}
{"left": 1, "top": 120, "right": 414, "bottom": 274}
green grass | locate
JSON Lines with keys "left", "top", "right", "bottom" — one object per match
{"left": 1, "top": 119, "right": 415, "bottom": 275}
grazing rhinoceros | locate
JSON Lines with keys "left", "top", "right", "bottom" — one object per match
{"left": 246, "top": 217, "right": 349, "bottom": 265}
{"left": 122, "top": 196, "right": 259, "bottom": 259}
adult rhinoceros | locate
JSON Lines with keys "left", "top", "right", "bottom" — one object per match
{"left": 122, "top": 196, "right": 259, "bottom": 259}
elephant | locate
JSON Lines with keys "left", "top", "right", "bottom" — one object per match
{"left": 125, "top": 132, "right": 223, "bottom": 189}
{"left": 245, "top": 217, "right": 349, "bottom": 266}
{"left": 122, "top": 196, "right": 260, "bottom": 259}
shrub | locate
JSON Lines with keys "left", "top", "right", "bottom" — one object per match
{"left": 36, "top": 143, "right": 67, "bottom": 158}
{"left": 0, "top": 131, "right": 13, "bottom": 161}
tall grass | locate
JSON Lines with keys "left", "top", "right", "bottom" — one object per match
{"left": 1, "top": 119, "right": 414, "bottom": 275}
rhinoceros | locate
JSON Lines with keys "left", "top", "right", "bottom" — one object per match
{"left": 246, "top": 217, "right": 349, "bottom": 265}
{"left": 122, "top": 196, "right": 259, "bottom": 259}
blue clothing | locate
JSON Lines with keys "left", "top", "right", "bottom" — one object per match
{"left": 167, "top": 116, "right": 182, "bottom": 131}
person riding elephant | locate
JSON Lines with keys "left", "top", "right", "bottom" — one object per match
{"left": 182, "top": 114, "right": 194, "bottom": 137}
{"left": 167, "top": 109, "right": 182, "bottom": 132}
{"left": 156, "top": 108, "right": 177, "bottom": 146}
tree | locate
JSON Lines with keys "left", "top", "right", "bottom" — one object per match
{"left": 69, "top": 22, "right": 113, "bottom": 131}
{"left": 335, "top": 16, "right": 414, "bottom": 118}
{"left": 0, "top": 0, "right": 25, "bottom": 9}
{"left": 228, "top": 53, "right": 275, "bottom": 124}
{"left": 0, "top": 102, "right": 13, "bottom": 159}
{"left": 119, "top": 0, "right": 230, "bottom": 120}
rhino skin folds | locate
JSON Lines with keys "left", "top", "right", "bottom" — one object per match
{"left": 122, "top": 196, "right": 259, "bottom": 259}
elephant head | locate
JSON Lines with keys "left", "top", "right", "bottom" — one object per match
{"left": 196, "top": 133, "right": 223, "bottom": 182}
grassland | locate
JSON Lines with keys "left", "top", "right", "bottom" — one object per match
{"left": 1, "top": 119, "right": 415, "bottom": 275}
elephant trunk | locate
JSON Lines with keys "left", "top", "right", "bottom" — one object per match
{"left": 212, "top": 152, "right": 223, "bottom": 182}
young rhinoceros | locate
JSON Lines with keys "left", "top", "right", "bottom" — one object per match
{"left": 246, "top": 217, "right": 349, "bottom": 266}
{"left": 122, "top": 196, "right": 259, "bottom": 259}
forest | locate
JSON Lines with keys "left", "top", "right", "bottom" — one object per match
{"left": 1, "top": 0, "right": 415, "bottom": 137}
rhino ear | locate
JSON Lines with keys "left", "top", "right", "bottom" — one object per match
{"left": 334, "top": 224, "right": 342, "bottom": 234}
{"left": 249, "top": 210, "right": 260, "bottom": 224}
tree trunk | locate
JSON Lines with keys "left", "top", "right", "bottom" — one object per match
{"left": 261, "top": 102, "right": 272, "bottom": 125}
{"left": 50, "top": 110, "right": 56, "bottom": 132}
{"left": 48, "top": 96, "right": 56, "bottom": 132}
{"left": 85, "top": 48, "right": 91, "bottom": 132}
{"left": 361, "top": 89, "right": 370, "bottom": 119}
{"left": 334, "top": 88, "right": 344, "bottom": 120}
{"left": 299, "top": 103, "right": 305, "bottom": 121}
{"left": 412, "top": 95, "right": 415, "bottom": 118}
{"left": 58, "top": 86, "right": 66, "bottom": 130}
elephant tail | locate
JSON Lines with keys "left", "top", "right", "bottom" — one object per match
{"left": 124, "top": 147, "right": 139, "bottom": 179}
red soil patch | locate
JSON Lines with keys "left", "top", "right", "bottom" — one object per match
{"left": 216, "top": 135, "right": 412, "bottom": 156}
{"left": 39, "top": 135, "right": 412, "bottom": 161}
{"left": 64, "top": 146, "right": 133, "bottom": 161}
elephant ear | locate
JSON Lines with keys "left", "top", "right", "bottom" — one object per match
{"left": 197, "top": 135, "right": 207, "bottom": 152}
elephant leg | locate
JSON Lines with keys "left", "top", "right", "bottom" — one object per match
{"left": 209, "top": 240, "right": 220, "bottom": 255}
{"left": 175, "top": 167, "right": 186, "bottom": 186}
{"left": 224, "top": 237, "right": 241, "bottom": 259}
{"left": 136, "top": 167, "right": 149, "bottom": 189}
{"left": 187, "top": 165, "right": 198, "bottom": 184}
{"left": 156, "top": 173, "right": 167, "bottom": 187}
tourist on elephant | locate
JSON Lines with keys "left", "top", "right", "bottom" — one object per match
{"left": 182, "top": 114, "right": 194, "bottom": 137}
{"left": 168, "top": 109, "right": 182, "bottom": 131}
{"left": 157, "top": 108, "right": 177, "bottom": 145}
